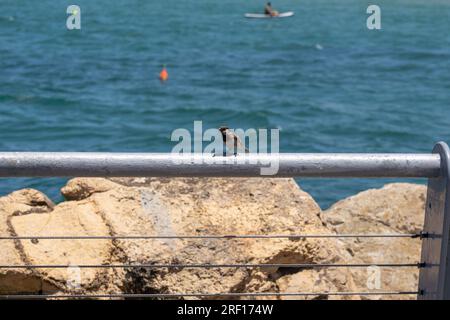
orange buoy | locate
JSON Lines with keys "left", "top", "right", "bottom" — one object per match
{"left": 159, "top": 66, "right": 168, "bottom": 82}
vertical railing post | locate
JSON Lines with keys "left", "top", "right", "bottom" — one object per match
{"left": 418, "top": 142, "right": 450, "bottom": 299}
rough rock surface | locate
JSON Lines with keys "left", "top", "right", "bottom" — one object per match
{"left": 322, "top": 183, "right": 426, "bottom": 300}
{"left": 0, "top": 188, "right": 116, "bottom": 295}
{"left": 1, "top": 177, "right": 355, "bottom": 299}
{"left": 0, "top": 179, "right": 425, "bottom": 300}
{"left": 0, "top": 189, "right": 59, "bottom": 294}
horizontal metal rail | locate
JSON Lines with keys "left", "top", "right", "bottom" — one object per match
{"left": 0, "top": 291, "right": 420, "bottom": 299}
{"left": 0, "top": 263, "right": 421, "bottom": 269}
{"left": 0, "top": 143, "right": 447, "bottom": 300}
{"left": 0, "top": 152, "right": 441, "bottom": 178}
{"left": 0, "top": 233, "right": 421, "bottom": 240}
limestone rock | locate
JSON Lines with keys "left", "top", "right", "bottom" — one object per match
{"left": 322, "top": 183, "right": 426, "bottom": 300}
{"left": 276, "top": 270, "right": 341, "bottom": 300}
{"left": 64, "top": 177, "right": 354, "bottom": 299}
{"left": 0, "top": 177, "right": 355, "bottom": 299}
{"left": 0, "top": 189, "right": 59, "bottom": 293}
{"left": 3, "top": 179, "right": 424, "bottom": 299}
{"left": 0, "top": 187, "right": 116, "bottom": 295}
{"left": 10, "top": 199, "right": 114, "bottom": 293}
{"left": 61, "top": 178, "right": 118, "bottom": 201}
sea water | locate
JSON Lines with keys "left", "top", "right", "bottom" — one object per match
{"left": 0, "top": 0, "right": 449, "bottom": 208}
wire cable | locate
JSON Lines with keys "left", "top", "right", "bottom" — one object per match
{"left": 0, "top": 233, "right": 421, "bottom": 240}
{"left": 0, "top": 263, "right": 422, "bottom": 269}
{"left": 0, "top": 291, "right": 419, "bottom": 299}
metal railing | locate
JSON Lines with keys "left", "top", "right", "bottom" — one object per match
{"left": 0, "top": 141, "right": 449, "bottom": 300}
{"left": 0, "top": 152, "right": 441, "bottom": 177}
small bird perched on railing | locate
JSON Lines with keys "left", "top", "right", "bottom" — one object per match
{"left": 219, "top": 126, "right": 250, "bottom": 156}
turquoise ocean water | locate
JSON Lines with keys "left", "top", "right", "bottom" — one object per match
{"left": 0, "top": 0, "right": 449, "bottom": 208}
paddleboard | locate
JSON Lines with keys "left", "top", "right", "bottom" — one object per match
{"left": 245, "top": 11, "right": 294, "bottom": 19}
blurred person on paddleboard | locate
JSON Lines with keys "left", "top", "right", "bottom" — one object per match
{"left": 264, "top": 2, "right": 279, "bottom": 16}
